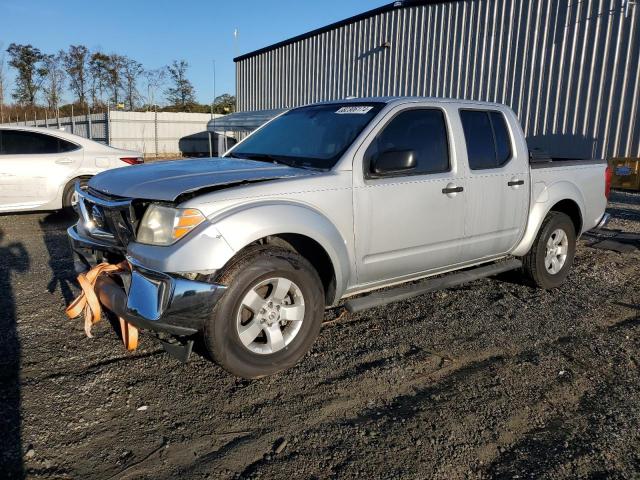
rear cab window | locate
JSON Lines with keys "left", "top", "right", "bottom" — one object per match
{"left": 365, "top": 108, "right": 450, "bottom": 178}
{"left": 459, "top": 110, "right": 512, "bottom": 170}
{"left": 0, "top": 129, "right": 79, "bottom": 155}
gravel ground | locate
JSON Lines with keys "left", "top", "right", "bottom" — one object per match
{"left": 0, "top": 191, "right": 638, "bottom": 480}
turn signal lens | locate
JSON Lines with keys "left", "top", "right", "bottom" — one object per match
{"left": 173, "top": 209, "right": 206, "bottom": 240}
{"left": 137, "top": 205, "right": 206, "bottom": 245}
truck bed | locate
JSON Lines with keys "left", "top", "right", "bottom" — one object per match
{"left": 529, "top": 155, "right": 606, "bottom": 169}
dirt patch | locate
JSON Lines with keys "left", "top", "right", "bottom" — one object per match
{"left": 0, "top": 191, "right": 638, "bottom": 479}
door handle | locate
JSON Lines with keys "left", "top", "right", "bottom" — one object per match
{"left": 55, "top": 157, "right": 74, "bottom": 165}
{"left": 442, "top": 186, "right": 464, "bottom": 194}
{"left": 508, "top": 179, "right": 524, "bottom": 187}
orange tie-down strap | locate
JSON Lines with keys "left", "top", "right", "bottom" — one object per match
{"left": 65, "top": 261, "right": 139, "bottom": 351}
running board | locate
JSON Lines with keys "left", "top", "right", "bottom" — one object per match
{"left": 344, "top": 259, "right": 522, "bottom": 314}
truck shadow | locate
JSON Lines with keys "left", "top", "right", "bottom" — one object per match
{"left": 0, "top": 229, "right": 29, "bottom": 479}
{"left": 38, "top": 211, "right": 79, "bottom": 305}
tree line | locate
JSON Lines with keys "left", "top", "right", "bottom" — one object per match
{"left": 0, "top": 43, "right": 235, "bottom": 122}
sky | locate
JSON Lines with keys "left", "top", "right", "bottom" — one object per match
{"left": 0, "top": 0, "right": 387, "bottom": 104}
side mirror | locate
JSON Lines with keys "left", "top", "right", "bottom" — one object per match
{"left": 372, "top": 150, "right": 416, "bottom": 174}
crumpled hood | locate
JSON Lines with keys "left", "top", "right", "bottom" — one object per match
{"left": 88, "top": 157, "right": 318, "bottom": 201}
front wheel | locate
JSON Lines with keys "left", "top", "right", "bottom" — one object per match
{"left": 203, "top": 247, "right": 325, "bottom": 378}
{"left": 522, "top": 211, "right": 577, "bottom": 289}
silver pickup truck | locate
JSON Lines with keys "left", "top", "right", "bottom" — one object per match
{"left": 68, "top": 97, "right": 610, "bottom": 378}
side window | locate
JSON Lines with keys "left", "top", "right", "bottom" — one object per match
{"left": 59, "top": 138, "right": 79, "bottom": 153}
{"left": 460, "top": 110, "right": 513, "bottom": 170}
{"left": 490, "top": 112, "right": 512, "bottom": 165}
{"left": 366, "top": 108, "right": 449, "bottom": 177}
{"left": 0, "top": 130, "right": 66, "bottom": 155}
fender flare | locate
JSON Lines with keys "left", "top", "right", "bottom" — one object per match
{"left": 211, "top": 200, "right": 353, "bottom": 301}
{"left": 511, "top": 180, "right": 585, "bottom": 256}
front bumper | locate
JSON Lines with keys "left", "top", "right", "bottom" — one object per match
{"left": 68, "top": 225, "right": 225, "bottom": 336}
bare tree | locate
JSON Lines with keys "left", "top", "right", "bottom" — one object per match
{"left": 63, "top": 45, "right": 90, "bottom": 106}
{"left": 42, "top": 52, "right": 66, "bottom": 112}
{"left": 165, "top": 60, "right": 196, "bottom": 109}
{"left": 120, "top": 57, "right": 144, "bottom": 110}
{"left": 143, "top": 67, "right": 166, "bottom": 109}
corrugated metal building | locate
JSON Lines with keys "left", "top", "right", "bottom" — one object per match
{"left": 234, "top": 0, "right": 640, "bottom": 160}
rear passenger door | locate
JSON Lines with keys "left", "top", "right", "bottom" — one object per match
{"left": 353, "top": 105, "right": 467, "bottom": 285}
{"left": 0, "top": 129, "right": 80, "bottom": 210}
{"left": 459, "top": 109, "right": 529, "bottom": 260}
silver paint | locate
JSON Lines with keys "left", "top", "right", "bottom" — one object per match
{"left": 75, "top": 98, "right": 607, "bottom": 307}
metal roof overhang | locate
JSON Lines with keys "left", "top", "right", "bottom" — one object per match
{"left": 207, "top": 109, "right": 286, "bottom": 133}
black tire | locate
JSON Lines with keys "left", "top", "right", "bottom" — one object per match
{"left": 62, "top": 177, "right": 89, "bottom": 211}
{"left": 522, "top": 211, "right": 576, "bottom": 289}
{"left": 204, "top": 246, "right": 325, "bottom": 378}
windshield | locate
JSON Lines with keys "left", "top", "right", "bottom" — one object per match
{"left": 228, "top": 103, "right": 384, "bottom": 170}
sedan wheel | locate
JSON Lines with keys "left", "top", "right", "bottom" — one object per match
{"left": 70, "top": 190, "right": 80, "bottom": 207}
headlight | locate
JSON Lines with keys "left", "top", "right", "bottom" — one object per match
{"left": 137, "top": 205, "right": 206, "bottom": 246}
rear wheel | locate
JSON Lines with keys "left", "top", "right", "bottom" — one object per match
{"left": 203, "top": 246, "right": 325, "bottom": 378}
{"left": 522, "top": 211, "right": 576, "bottom": 289}
{"left": 62, "top": 177, "right": 89, "bottom": 211}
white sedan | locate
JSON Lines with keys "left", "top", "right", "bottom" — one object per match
{"left": 0, "top": 126, "right": 143, "bottom": 213}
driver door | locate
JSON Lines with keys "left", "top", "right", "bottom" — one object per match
{"left": 353, "top": 104, "right": 468, "bottom": 286}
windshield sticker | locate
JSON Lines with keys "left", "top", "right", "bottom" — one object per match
{"left": 335, "top": 106, "right": 374, "bottom": 114}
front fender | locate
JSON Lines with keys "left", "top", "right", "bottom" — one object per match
{"left": 511, "top": 180, "right": 585, "bottom": 256}
{"left": 212, "top": 201, "right": 352, "bottom": 301}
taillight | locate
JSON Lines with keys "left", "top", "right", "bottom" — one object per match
{"left": 120, "top": 157, "right": 143, "bottom": 165}
{"left": 604, "top": 165, "right": 612, "bottom": 199}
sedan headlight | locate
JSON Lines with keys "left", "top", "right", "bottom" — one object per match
{"left": 137, "top": 205, "right": 206, "bottom": 246}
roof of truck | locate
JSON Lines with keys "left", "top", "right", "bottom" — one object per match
{"left": 313, "top": 96, "right": 508, "bottom": 108}
{"left": 208, "top": 96, "right": 510, "bottom": 133}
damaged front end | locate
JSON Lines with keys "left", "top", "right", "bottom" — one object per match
{"left": 67, "top": 184, "right": 226, "bottom": 361}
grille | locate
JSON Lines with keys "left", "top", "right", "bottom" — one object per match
{"left": 77, "top": 187, "right": 139, "bottom": 247}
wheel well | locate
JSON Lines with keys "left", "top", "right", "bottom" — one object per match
{"left": 62, "top": 176, "right": 92, "bottom": 206}
{"left": 63, "top": 175, "right": 92, "bottom": 192}
{"left": 549, "top": 199, "right": 582, "bottom": 235}
{"left": 232, "top": 234, "right": 337, "bottom": 305}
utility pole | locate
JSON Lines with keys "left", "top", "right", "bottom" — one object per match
{"left": 211, "top": 59, "right": 216, "bottom": 119}
{"left": 233, "top": 29, "right": 239, "bottom": 59}
{"left": 233, "top": 29, "right": 239, "bottom": 105}
{"left": 210, "top": 59, "right": 216, "bottom": 157}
